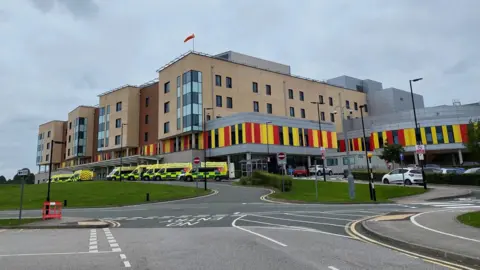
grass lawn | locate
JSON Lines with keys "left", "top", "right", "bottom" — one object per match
{"left": 0, "top": 218, "right": 42, "bottom": 226}
{"left": 0, "top": 182, "right": 210, "bottom": 210}
{"left": 270, "top": 180, "right": 427, "bottom": 203}
{"left": 457, "top": 211, "right": 480, "bottom": 228}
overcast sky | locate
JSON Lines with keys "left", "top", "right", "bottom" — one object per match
{"left": 0, "top": 0, "right": 478, "bottom": 178}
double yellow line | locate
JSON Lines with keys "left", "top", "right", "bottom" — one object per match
{"left": 345, "top": 216, "right": 476, "bottom": 270}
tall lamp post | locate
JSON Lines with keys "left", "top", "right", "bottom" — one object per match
{"left": 203, "top": 107, "right": 213, "bottom": 191}
{"left": 311, "top": 98, "right": 327, "bottom": 182}
{"left": 46, "top": 140, "right": 65, "bottom": 214}
{"left": 266, "top": 121, "right": 272, "bottom": 172}
{"left": 409, "top": 78, "right": 427, "bottom": 190}
{"left": 359, "top": 105, "right": 376, "bottom": 201}
{"left": 333, "top": 93, "right": 355, "bottom": 199}
{"left": 119, "top": 123, "right": 127, "bottom": 182}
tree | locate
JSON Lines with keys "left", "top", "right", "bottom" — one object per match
{"left": 0, "top": 175, "right": 6, "bottom": 184}
{"left": 380, "top": 143, "right": 405, "bottom": 164}
{"left": 464, "top": 119, "right": 480, "bottom": 161}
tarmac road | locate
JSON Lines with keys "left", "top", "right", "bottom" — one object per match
{"left": 0, "top": 181, "right": 472, "bottom": 269}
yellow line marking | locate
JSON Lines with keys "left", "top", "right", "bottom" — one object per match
{"left": 371, "top": 214, "right": 414, "bottom": 221}
{"left": 348, "top": 216, "right": 475, "bottom": 270}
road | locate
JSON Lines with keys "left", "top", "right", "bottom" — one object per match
{"left": 1, "top": 181, "right": 479, "bottom": 269}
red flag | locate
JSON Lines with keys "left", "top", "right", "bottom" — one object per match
{"left": 184, "top": 33, "right": 195, "bottom": 43}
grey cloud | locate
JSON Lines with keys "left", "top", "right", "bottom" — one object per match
{"left": 444, "top": 58, "right": 478, "bottom": 75}
{"left": 29, "top": 0, "right": 98, "bottom": 19}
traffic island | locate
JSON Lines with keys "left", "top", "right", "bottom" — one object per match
{"left": 352, "top": 212, "right": 480, "bottom": 269}
{"left": 457, "top": 211, "right": 480, "bottom": 228}
{"left": 0, "top": 217, "right": 110, "bottom": 229}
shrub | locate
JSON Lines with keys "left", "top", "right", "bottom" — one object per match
{"left": 250, "top": 171, "right": 293, "bottom": 192}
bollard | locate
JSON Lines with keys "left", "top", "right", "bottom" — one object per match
{"left": 63, "top": 200, "right": 67, "bottom": 207}
{"left": 146, "top": 193, "right": 150, "bottom": 202}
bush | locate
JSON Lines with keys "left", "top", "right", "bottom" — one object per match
{"left": 352, "top": 170, "right": 480, "bottom": 186}
{"left": 352, "top": 170, "right": 387, "bottom": 182}
{"left": 238, "top": 171, "right": 293, "bottom": 192}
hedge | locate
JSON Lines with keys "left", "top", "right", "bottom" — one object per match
{"left": 239, "top": 171, "right": 293, "bottom": 191}
{"left": 352, "top": 170, "right": 480, "bottom": 186}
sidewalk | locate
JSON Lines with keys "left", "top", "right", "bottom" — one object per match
{"left": 358, "top": 210, "right": 480, "bottom": 268}
{"left": 392, "top": 185, "right": 472, "bottom": 203}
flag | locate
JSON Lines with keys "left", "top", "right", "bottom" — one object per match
{"left": 184, "top": 33, "right": 195, "bottom": 43}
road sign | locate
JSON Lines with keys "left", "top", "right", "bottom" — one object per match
{"left": 415, "top": 145, "right": 425, "bottom": 154}
{"left": 17, "top": 168, "right": 30, "bottom": 176}
{"left": 320, "top": 147, "right": 326, "bottom": 160}
{"left": 419, "top": 153, "right": 424, "bottom": 160}
{"left": 399, "top": 153, "right": 404, "bottom": 161}
{"left": 193, "top": 157, "right": 201, "bottom": 168}
{"left": 277, "top": 152, "right": 286, "bottom": 165}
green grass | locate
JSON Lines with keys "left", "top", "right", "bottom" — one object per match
{"left": 0, "top": 182, "right": 210, "bottom": 210}
{"left": 0, "top": 218, "right": 42, "bottom": 226}
{"left": 270, "top": 180, "right": 427, "bottom": 203}
{"left": 457, "top": 211, "right": 480, "bottom": 228}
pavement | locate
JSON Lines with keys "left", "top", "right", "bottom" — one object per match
{"left": 1, "top": 180, "right": 479, "bottom": 269}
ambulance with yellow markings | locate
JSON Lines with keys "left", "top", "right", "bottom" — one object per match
{"left": 66, "top": 170, "right": 94, "bottom": 182}
{"left": 143, "top": 163, "right": 191, "bottom": 181}
{"left": 178, "top": 162, "right": 229, "bottom": 182}
{"left": 126, "top": 165, "right": 154, "bottom": 181}
{"left": 51, "top": 173, "right": 74, "bottom": 183}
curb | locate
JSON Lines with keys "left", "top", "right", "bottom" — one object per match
{"left": 0, "top": 223, "right": 110, "bottom": 229}
{"left": 358, "top": 219, "right": 480, "bottom": 269}
{"left": 425, "top": 189, "right": 473, "bottom": 202}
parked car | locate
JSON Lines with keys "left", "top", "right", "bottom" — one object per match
{"left": 423, "top": 168, "right": 442, "bottom": 174}
{"left": 464, "top": 167, "right": 480, "bottom": 174}
{"left": 439, "top": 168, "right": 461, "bottom": 174}
{"left": 293, "top": 166, "right": 308, "bottom": 177}
{"left": 425, "top": 164, "right": 441, "bottom": 169}
{"left": 382, "top": 168, "right": 423, "bottom": 185}
{"left": 309, "top": 165, "right": 333, "bottom": 176}
{"left": 462, "top": 161, "right": 480, "bottom": 166}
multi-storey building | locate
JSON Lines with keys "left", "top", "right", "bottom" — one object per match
{"left": 36, "top": 120, "right": 67, "bottom": 172}
{"left": 64, "top": 106, "right": 97, "bottom": 167}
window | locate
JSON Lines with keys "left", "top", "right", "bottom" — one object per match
{"left": 288, "top": 89, "right": 294, "bottom": 99}
{"left": 300, "top": 109, "right": 306, "bottom": 118}
{"left": 115, "top": 118, "right": 121, "bottom": 128}
{"left": 354, "top": 102, "right": 358, "bottom": 111}
{"left": 68, "top": 135, "right": 71, "bottom": 143}
{"left": 330, "top": 113, "right": 335, "bottom": 122}
{"left": 265, "top": 84, "right": 271, "bottom": 95}
{"left": 252, "top": 82, "right": 258, "bottom": 93}
{"left": 145, "top": 115, "right": 149, "bottom": 124}
{"left": 227, "top": 97, "right": 233, "bottom": 108}
{"left": 216, "top": 95, "right": 223, "bottom": 107}
{"left": 164, "top": 101, "right": 170, "bottom": 113}
{"left": 319, "top": 95, "right": 324, "bottom": 104}
{"left": 215, "top": 75, "right": 222, "bottom": 86}
{"left": 47, "top": 131, "right": 51, "bottom": 138}
{"left": 206, "top": 115, "right": 211, "bottom": 121}
{"left": 69, "top": 122, "right": 72, "bottom": 129}
{"left": 67, "top": 149, "right": 70, "bottom": 156}
{"left": 145, "top": 97, "right": 150, "bottom": 107}
{"left": 46, "top": 154, "right": 49, "bottom": 161}
{"left": 164, "top": 81, "right": 170, "bottom": 93}
{"left": 329, "top": 97, "right": 333, "bottom": 106}
{"left": 115, "top": 135, "right": 121, "bottom": 145}
{"left": 436, "top": 126, "right": 444, "bottom": 144}
{"left": 346, "top": 100, "right": 350, "bottom": 109}
{"left": 267, "top": 103, "right": 273, "bottom": 114}
{"left": 364, "top": 104, "right": 368, "bottom": 112}
{"left": 253, "top": 101, "right": 259, "bottom": 112}
{"left": 321, "top": 112, "right": 325, "bottom": 121}
{"left": 116, "top": 102, "right": 122, "bottom": 112}
{"left": 299, "top": 91, "right": 304, "bottom": 101}
{"left": 164, "top": 122, "right": 170, "bottom": 133}
{"left": 46, "top": 142, "right": 50, "bottom": 150}
{"left": 226, "top": 77, "right": 232, "bottom": 88}
{"left": 289, "top": 107, "right": 295, "bottom": 117}
{"left": 144, "top": 132, "right": 148, "bottom": 142}
{"left": 426, "top": 127, "right": 433, "bottom": 144}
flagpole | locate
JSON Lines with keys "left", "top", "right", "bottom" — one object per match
{"left": 193, "top": 38, "right": 195, "bottom": 52}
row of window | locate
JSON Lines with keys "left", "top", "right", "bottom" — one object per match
{"left": 215, "top": 75, "right": 233, "bottom": 88}
{"left": 215, "top": 96, "right": 233, "bottom": 108}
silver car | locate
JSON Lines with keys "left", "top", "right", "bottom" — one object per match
{"left": 382, "top": 168, "right": 423, "bottom": 185}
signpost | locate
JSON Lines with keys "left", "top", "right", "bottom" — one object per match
{"left": 277, "top": 152, "right": 287, "bottom": 192}
{"left": 193, "top": 157, "right": 201, "bottom": 189}
{"left": 17, "top": 168, "right": 30, "bottom": 225}
{"left": 416, "top": 145, "right": 425, "bottom": 161}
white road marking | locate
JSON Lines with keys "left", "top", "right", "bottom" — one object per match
{"left": 411, "top": 211, "right": 480, "bottom": 243}
{"left": 123, "top": 261, "right": 131, "bottom": 267}
{"left": 328, "top": 266, "right": 340, "bottom": 270}
{"left": 232, "top": 215, "right": 287, "bottom": 247}
{"left": 110, "top": 243, "right": 119, "bottom": 248}
{"left": 284, "top": 213, "right": 354, "bottom": 221}
{"left": 89, "top": 229, "right": 98, "bottom": 253}
{"left": 0, "top": 251, "right": 116, "bottom": 257}
{"left": 112, "top": 248, "right": 122, "bottom": 252}
{"left": 445, "top": 205, "right": 480, "bottom": 209}
{"left": 108, "top": 239, "right": 116, "bottom": 243}
{"left": 249, "top": 214, "right": 346, "bottom": 228}
{"left": 89, "top": 241, "right": 97, "bottom": 245}
{"left": 120, "top": 254, "right": 126, "bottom": 260}
{"left": 260, "top": 189, "right": 291, "bottom": 204}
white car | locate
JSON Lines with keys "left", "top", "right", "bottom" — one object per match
{"left": 309, "top": 165, "right": 333, "bottom": 176}
{"left": 382, "top": 168, "right": 423, "bottom": 185}
{"left": 464, "top": 167, "right": 480, "bottom": 174}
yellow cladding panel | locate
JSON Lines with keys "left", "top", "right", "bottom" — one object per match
{"left": 267, "top": 124, "right": 274, "bottom": 144}
{"left": 282, "top": 126, "right": 289, "bottom": 146}
{"left": 312, "top": 130, "right": 319, "bottom": 147}
{"left": 420, "top": 128, "right": 427, "bottom": 144}
{"left": 198, "top": 133, "right": 204, "bottom": 149}
{"left": 322, "top": 131, "right": 328, "bottom": 148}
{"left": 331, "top": 132, "right": 338, "bottom": 149}
{"left": 260, "top": 124, "right": 268, "bottom": 144}
{"left": 453, "top": 124, "right": 462, "bottom": 143}
{"left": 211, "top": 130, "right": 216, "bottom": 149}
{"left": 218, "top": 127, "right": 225, "bottom": 147}
{"left": 431, "top": 126, "right": 438, "bottom": 144}
{"left": 442, "top": 125, "right": 449, "bottom": 144}
{"left": 406, "top": 128, "right": 415, "bottom": 146}
{"left": 292, "top": 128, "right": 300, "bottom": 146}
{"left": 358, "top": 138, "right": 363, "bottom": 151}
{"left": 382, "top": 131, "right": 387, "bottom": 146}
{"left": 300, "top": 129, "right": 305, "bottom": 146}
{"left": 373, "top": 132, "right": 379, "bottom": 149}
{"left": 241, "top": 123, "right": 246, "bottom": 143}
{"left": 235, "top": 125, "right": 239, "bottom": 145}
{"left": 250, "top": 123, "right": 255, "bottom": 142}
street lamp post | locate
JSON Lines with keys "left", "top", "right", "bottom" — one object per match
{"left": 334, "top": 93, "right": 355, "bottom": 199}
{"left": 311, "top": 98, "right": 327, "bottom": 182}
{"left": 409, "top": 78, "right": 427, "bottom": 190}
{"left": 360, "top": 105, "right": 376, "bottom": 201}
{"left": 119, "top": 123, "right": 127, "bottom": 182}
{"left": 203, "top": 107, "right": 213, "bottom": 191}
{"left": 266, "top": 121, "right": 272, "bottom": 172}
{"left": 46, "top": 140, "right": 65, "bottom": 214}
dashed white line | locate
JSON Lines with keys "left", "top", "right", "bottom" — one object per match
{"left": 123, "top": 261, "right": 131, "bottom": 268}
{"left": 232, "top": 215, "right": 287, "bottom": 247}
{"left": 112, "top": 248, "right": 122, "bottom": 252}
{"left": 328, "top": 266, "right": 340, "bottom": 270}
{"left": 284, "top": 213, "right": 354, "bottom": 221}
{"left": 249, "top": 214, "right": 346, "bottom": 228}
{"left": 110, "top": 243, "right": 119, "bottom": 248}
{"left": 120, "top": 254, "right": 127, "bottom": 260}
{"left": 89, "top": 229, "right": 98, "bottom": 253}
